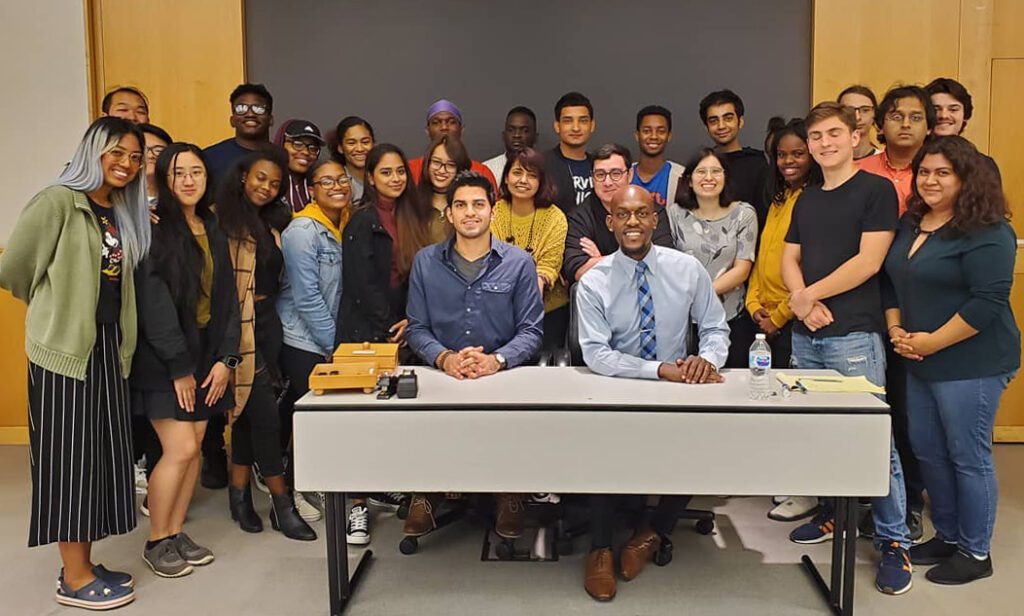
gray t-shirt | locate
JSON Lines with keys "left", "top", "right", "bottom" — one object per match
{"left": 451, "top": 248, "right": 488, "bottom": 283}
{"left": 665, "top": 201, "right": 758, "bottom": 319}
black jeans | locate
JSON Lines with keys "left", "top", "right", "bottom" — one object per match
{"left": 725, "top": 311, "right": 759, "bottom": 369}
{"left": 278, "top": 344, "right": 324, "bottom": 450}
{"left": 231, "top": 370, "right": 285, "bottom": 476}
{"left": 886, "top": 347, "right": 925, "bottom": 513}
{"left": 542, "top": 305, "right": 569, "bottom": 352}
{"left": 589, "top": 494, "right": 692, "bottom": 550}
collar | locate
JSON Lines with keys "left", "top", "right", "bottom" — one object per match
{"left": 613, "top": 245, "right": 658, "bottom": 278}
{"left": 294, "top": 201, "right": 342, "bottom": 243}
{"left": 439, "top": 234, "right": 509, "bottom": 264}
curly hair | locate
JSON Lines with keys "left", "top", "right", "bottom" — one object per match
{"left": 906, "top": 135, "right": 1008, "bottom": 235}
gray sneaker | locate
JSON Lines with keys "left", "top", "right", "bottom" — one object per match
{"left": 174, "top": 532, "right": 215, "bottom": 566}
{"left": 143, "top": 538, "right": 193, "bottom": 578}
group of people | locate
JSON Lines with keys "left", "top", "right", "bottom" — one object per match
{"left": 1, "top": 76, "right": 1017, "bottom": 610}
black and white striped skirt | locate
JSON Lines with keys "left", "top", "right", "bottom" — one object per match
{"left": 27, "top": 322, "right": 136, "bottom": 547}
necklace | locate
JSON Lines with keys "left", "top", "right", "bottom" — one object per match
{"left": 505, "top": 208, "right": 537, "bottom": 254}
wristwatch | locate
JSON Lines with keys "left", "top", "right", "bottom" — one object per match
{"left": 220, "top": 355, "right": 242, "bottom": 369}
{"left": 494, "top": 353, "right": 508, "bottom": 371}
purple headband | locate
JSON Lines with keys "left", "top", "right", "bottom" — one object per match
{"left": 426, "top": 99, "right": 463, "bottom": 125}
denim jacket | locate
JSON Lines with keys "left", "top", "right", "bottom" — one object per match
{"left": 278, "top": 215, "right": 343, "bottom": 357}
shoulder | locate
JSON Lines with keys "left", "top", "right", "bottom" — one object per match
{"left": 539, "top": 204, "right": 568, "bottom": 225}
{"left": 579, "top": 254, "right": 614, "bottom": 288}
{"left": 282, "top": 216, "right": 318, "bottom": 238}
{"left": 203, "top": 138, "right": 234, "bottom": 154}
{"left": 31, "top": 185, "right": 79, "bottom": 209}
{"left": 412, "top": 241, "right": 443, "bottom": 268}
{"left": 496, "top": 239, "right": 534, "bottom": 265}
{"left": 734, "top": 201, "right": 757, "bottom": 219}
{"left": 667, "top": 160, "right": 686, "bottom": 174}
{"left": 653, "top": 245, "right": 703, "bottom": 272}
{"left": 346, "top": 205, "right": 377, "bottom": 227}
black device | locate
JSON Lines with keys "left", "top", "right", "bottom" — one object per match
{"left": 396, "top": 370, "right": 418, "bottom": 399}
{"left": 376, "top": 373, "right": 398, "bottom": 399}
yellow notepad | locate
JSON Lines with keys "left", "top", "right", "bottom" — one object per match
{"left": 776, "top": 372, "right": 886, "bottom": 395}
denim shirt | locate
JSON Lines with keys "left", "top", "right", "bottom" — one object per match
{"left": 278, "top": 217, "right": 343, "bottom": 357}
{"left": 406, "top": 237, "right": 544, "bottom": 368}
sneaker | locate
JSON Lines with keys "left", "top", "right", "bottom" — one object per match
{"left": 368, "top": 493, "right": 408, "bottom": 511}
{"left": 134, "top": 463, "right": 148, "bottom": 495}
{"left": 925, "top": 550, "right": 992, "bottom": 585}
{"left": 910, "top": 536, "right": 959, "bottom": 565}
{"left": 876, "top": 541, "right": 913, "bottom": 595}
{"left": 253, "top": 463, "right": 270, "bottom": 494}
{"left": 139, "top": 496, "right": 149, "bottom": 518}
{"left": 56, "top": 576, "right": 135, "bottom": 611}
{"left": 771, "top": 495, "right": 789, "bottom": 506}
{"left": 294, "top": 491, "right": 323, "bottom": 522}
{"left": 143, "top": 537, "right": 193, "bottom": 578}
{"left": 174, "top": 532, "right": 215, "bottom": 566}
{"left": 789, "top": 511, "right": 835, "bottom": 544}
{"left": 907, "top": 510, "right": 924, "bottom": 544}
{"left": 58, "top": 565, "right": 134, "bottom": 590}
{"left": 768, "top": 496, "right": 819, "bottom": 522}
{"left": 347, "top": 504, "right": 370, "bottom": 545}
{"left": 531, "top": 493, "right": 561, "bottom": 504}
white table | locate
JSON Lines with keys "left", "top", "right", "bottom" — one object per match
{"left": 294, "top": 366, "right": 890, "bottom": 616}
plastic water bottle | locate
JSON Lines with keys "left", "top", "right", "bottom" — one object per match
{"left": 748, "top": 333, "right": 772, "bottom": 400}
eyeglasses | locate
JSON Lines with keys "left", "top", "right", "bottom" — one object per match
{"left": 171, "top": 169, "right": 206, "bottom": 180}
{"left": 844, "top": 105, "right": 874, "bottom": 117}
{"left": 107, "top": 148, "right": 143, "bottom": 167}
{"left": 692, "top": 167, "right": 724, "bottom": 178}
{"left": 286, "top": 140, "right": 321, "bottom": 155}
{"left": 612, "top": 209, "right": 652, "bottom": 221}
{"left": 429, "top": 158, "right": 458, "bottom": 174}
{"left": 885, "top": 112, "right": 926, "bottom": 124}
{"left": 233, "top": 103, "right": 268, "bottom": 116}
{"left": 593, "top": 168, "right": 627, "bottom": 182}
{"left": 312, "top": 175, "right": 352, "bottom": 189}
{"left": 146, "top": 145, "right": 166, "bottom": 158}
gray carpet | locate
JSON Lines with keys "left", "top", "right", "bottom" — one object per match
{"left": 1, "top": 445, "right": 1021, "bottom": 615}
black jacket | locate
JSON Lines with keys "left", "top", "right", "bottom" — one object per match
{"left": 544, "top": 146, "right": 594, "bottom": 214}
{"left": 131, "top": 216, "right": 240, "bottom": 391}
{"left": 562, "top": 194, "right": 675, "bottom": 282}
{"left": 339, "top": 205, "right": 408, "bottom": 344}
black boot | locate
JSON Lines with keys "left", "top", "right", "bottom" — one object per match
{"left": 270, "top": 493, "right": 317, "bottom": 541}
{"left": 229, "top": 484, "right": 263, "bottom": 533}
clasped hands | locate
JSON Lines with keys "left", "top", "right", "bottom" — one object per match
{"left": 658, "top": 356, "right": 724, "bottom": 384}
{"left": 789, "top": 288, "right": 833, "bottom": 332}
{"left": 440, "top": 346, "right": 501, "bottom": 380}
{"left": 889, "top": 326, "right": 937, "bottom": 361}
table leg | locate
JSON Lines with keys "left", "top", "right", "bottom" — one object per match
{"left": 800, "top": 496, "right": 855, "bottom": 616}
{"left": 841, "top": 497, "right": 858, "bottom": 615}
{"left": 830, "top": 497, "right": 846, "bottom": 605}
{"left": 325, "top": 492, "right": 373, "bottom": 615}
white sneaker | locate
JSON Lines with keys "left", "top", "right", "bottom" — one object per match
{"left": 768, "top": 496, "right": 820, "bottom": 522}
{"left": 772, "top": 496, "right": 789, "bottom": 505}
{"left": 134, "top": 463, "right": 148, "bottom": 495}
{"left": 139, "top": 496, "right": 150, "bottom": 517}
{"left": 294, "top": 491, "right": 322, "bottom": 522}
{"left": 346, "top": 504, "right": 370, "bottom": 545}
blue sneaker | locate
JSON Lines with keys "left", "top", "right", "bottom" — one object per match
{"left": 59, "top": 565, "right": 134, "bottom": 589}
{"left": 56, "top": 576, "right": 135, "bottom": 610}
{"left": 789, "top": 511, "right": 835, "bottom": 544}
{"left": 876, "top": 541, "right": 913, "bottom": 595}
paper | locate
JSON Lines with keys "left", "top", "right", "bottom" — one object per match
{"left": 776, "top": 372, "right": 886, "bottom": 395}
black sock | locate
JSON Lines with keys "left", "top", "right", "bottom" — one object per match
{"left": 146, "top": 534, "right": 177, "bottom": 551}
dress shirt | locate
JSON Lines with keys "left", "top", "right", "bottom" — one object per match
{"left": 406, "top": 237, "right": 544, "bottom": 368}
{"left": 577, "top": 245, "right": 730, "bottom": 379}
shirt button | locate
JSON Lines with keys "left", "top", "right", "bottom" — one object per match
{"left": 465, "top": 330, "right": 471, "bottom": 335}
{"left": 467, "top": 286, "right": 471, "bottom": 290}
{"left": 466, "top": 308, "right": 471, "bottom": 312}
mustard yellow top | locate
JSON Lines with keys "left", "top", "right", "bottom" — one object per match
{"left": 490, "top": 200, "right": 568, "bottom": 313}
{"left": 193, "top": 228, "right": 213, "bottom": 328}
{"left": 745, "top": 187, "right": 801, "bottom": 328}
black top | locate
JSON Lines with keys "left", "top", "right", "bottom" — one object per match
{"left": 785, "top": 171, "right": 898, "bottom": 338}
{"left": 562, "top": 194, "right": 675, "bottom": 282}
{"left": 721, "top": 147, "right": 769, "bottom": 228}
{"left": 544, "top": 146, "right": 594, "bottom": 214}
{"left": 883, "top": 217, "right": 1020, "bottom": 381}
{"left": 339, "top": 205, "right": 408, "bottom": 344}
{"left": 202, "top": 137, "right": 257, "bottom": 194}
{"left": 132, "top": 216, "right": 241, "bottom": 391}
{"left": 254, "top": 225, "right": 283, "bottom": 297}
{"left": 88, "top": 199, "right": 123, "bottom": 324}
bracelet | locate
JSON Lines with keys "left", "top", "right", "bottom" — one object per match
{"left": 435, "top": 350, "right": 453, "bottom": 369}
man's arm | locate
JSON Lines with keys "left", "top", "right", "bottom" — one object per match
{"left": 493, "top": 258, "right": 545, "bottom": 367}
{"left": 563, "top": 205, "right": 599, "bottom": 282}
{"left": 404, "top": 254, "right": 448, "bottom": 366}
{"left": 795, "top": 230, "right": 894, "bottom": 306}
{"left": 577, "top": 276, "right": 663, "bottom": 379}
{"left": 688, "top": 265, "right": 731, "bottom": 369}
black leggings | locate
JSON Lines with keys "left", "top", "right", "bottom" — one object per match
{"left": 278, "top": 344, "right": 324, "bottom": 450}
{"left": 231, "top": 370, "right": 285, "bottom": 476}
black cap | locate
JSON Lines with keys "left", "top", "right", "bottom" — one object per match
{"left": 283, "top": 119, "right": 325, "bottom": 144}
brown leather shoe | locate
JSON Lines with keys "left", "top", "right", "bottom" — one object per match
{"left": 495, "top": 493, "right": 525, "bottom": 539}
{"left": 403, "top": 493, "right": 438, "bottom": 537}
{"left": 584, "top": 548, "right": 616, "bottom": 601}
{"left": 620, "top": 528, "right": 661, "bottom": 581}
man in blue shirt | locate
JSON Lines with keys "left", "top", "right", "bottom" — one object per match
{"left": 404, "top": 171, "right": 544, "bottom": 539}
{"left": 631, "top": 105, "right": 685, "bottom": 208}
{"left": 203, "top": 83, "right": 274, "bottom": 192}
{"left": 575, "top": 185, "right": 729, "bottom": 602}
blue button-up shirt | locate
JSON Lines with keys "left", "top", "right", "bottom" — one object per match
{"left": 406, "top": 237, "right": 544, "bottom": 368}
{"left": 577, "top": 245, "right": 730, "bottom": 379}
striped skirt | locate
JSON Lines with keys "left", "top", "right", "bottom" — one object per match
{"left": 27, "top": 322, "right": 136, "bottom": 547}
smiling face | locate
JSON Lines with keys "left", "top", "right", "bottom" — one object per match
{"left": 689, "top": 154, "right": 726, "bottom": 200}
{"left": 931, "top": 92, "right": 966, "bottom": 137}
{"left": 339, "top": 124, "right": 373, "bottom": 170}
{"left": 636, "top": 114, "right": 671, "bottom": 157}
{"left": 100, "top": 133, "right": 143, "bottom": 189}
{"left": 915, "top": 153, "right": 961, "bottom": 213}
{"left": 230, "top": 92, "right": 272, "bottom": 139}
{"left": 807, "top": 116, "right": 859, "bottom": 171}
{"left": 608, "top": 186, "right": 657, "bottom": 259}
{"left": 369, "top": 152, "right": 408, "bottom": 200}
{"left": 106, "top": 90, "right": 149, "bottom": 124}
{"left": 775, "top": 133, "right": 812, "bottom": 188}
{"left": 310, "top": 161, "right": 352, "bottom": 214}
{"left": 446, "top": 185, "right": 493, "bottom": 240}
{"left": 427, "top": 144, "right": 458, "bottom": 192}
{"left": 505, "top": 160, "right": 540, "bottom": 201}
{"left": 243, "top": 160, "right": 283, "bottom": 207}
{"left": 704, "top": 102, "right": 742, "bottom": 148}
{"left": 592, "top": 154, "right": 630, "bottom": 206}
{"left": 168, "top": 151, "right": 207, "bottom": 207}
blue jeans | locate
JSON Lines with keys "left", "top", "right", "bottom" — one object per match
{"left": 906, "top": 371, "right": 1012, "bottom": 557}
{"left": 791, "top": 332, "right": 911, "bottom": 549}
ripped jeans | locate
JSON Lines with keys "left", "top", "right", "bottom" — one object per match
{"left": 791, "top": 331, "right": 912, "bottom": 549}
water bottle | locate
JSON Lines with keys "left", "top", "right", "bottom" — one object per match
{"left": 748, "top": 333, "right": 772, "bottom": 400}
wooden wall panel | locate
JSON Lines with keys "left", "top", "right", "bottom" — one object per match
{"left": 90, "top": 0, "right": 245, "bottom": 147}
{"left": 992, "top": 0, "right": 1024, "bottom": 58}
{"left": 989, "top": 59, "right": 1024, "bottom": 237}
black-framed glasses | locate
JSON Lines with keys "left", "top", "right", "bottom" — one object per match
{"left": 286, "top": 140, "right": 321, "bottom": 155}
{"left": 312, "top": 176, "right": 352, "bottom": 189}
{"left": 612, "top": 209, "right": 652, "bottom": 221}
{"left": 593, "top": 168, "right": 627, "bottom": 182}
{"left": 146, "top": 145, "right": 166, "bottom": 157}
{"left": 428, "top": 157, "right": 458, "bottom": 173}
{"left": 233, "top": 103, "right": 268, "bottom": 116}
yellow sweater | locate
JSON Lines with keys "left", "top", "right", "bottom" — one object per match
{"left": 490, "top": 200, "right": 569, "bottom": 312}
{"left": 746, "top": 188, "right": 800, "bottom": 328}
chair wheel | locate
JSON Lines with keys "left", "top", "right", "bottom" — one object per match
{"left": 397, "top": 503, "right": 409, "bottom": 520}
{"left": 399, "top": 537, "right": 418, "bottom": 555}
{"left": 696, "top": 519, "right": 715, "bottom": 535}
{"left": 496, "top": 540, "right": 514, "bottom": 560}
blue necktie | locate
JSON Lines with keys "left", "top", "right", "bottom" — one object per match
{"left": 635, "top": 260, "right": 657, "bottom": 360}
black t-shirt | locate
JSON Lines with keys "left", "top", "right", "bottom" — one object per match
{"left": 721, "top": 147, "right": 769, "bottom": 227}
{"left": 785, "top": 171, "right": 898, "bottom": 338}
{"left": 89, "top": 198, "right": 123, "bottom": 323}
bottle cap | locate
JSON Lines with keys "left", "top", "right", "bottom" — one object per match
{"left": 755, "top": 333, "right": 766, "bottom": 340}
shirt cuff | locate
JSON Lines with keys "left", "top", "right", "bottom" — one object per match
{"left": 640, "top": 360, "right": 663, "bottom": 380}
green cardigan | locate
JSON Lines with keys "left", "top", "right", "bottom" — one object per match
{"left": 0, "top": 186, "right": 137, "bottom": 380}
